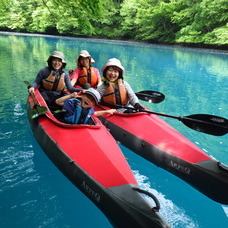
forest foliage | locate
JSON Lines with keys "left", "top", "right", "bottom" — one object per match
{"left": 0, "top": 0, "right": 227, "bottom": 46}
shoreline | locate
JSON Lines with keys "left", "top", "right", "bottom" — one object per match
{"left": 1, "top": 30, "right": 228, "bottom": 53}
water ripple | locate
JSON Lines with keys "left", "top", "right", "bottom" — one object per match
{"left": 0, "top": 131, "right": 13, "bottom": 140}
{"left": 133, "top": 170, "right": 199, "bottom": 228}
{"left": 0, "top": 147, "right": 38, "bottom": 193}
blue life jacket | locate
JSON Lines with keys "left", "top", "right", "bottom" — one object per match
{"left": 63, "top": 98, "right": 94, "bottom": 124}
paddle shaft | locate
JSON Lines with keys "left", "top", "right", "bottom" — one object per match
{"left": 126, "top": 106, "right": 225, "bottom": 125}
{"left": 24, "top": 81, "right": 41, "bottom": 106}
{"left": 139, "top": 109, "right": 182, "bottom": 120}
{"left": 113, "top": 105, "right": 180, "bottom": 119}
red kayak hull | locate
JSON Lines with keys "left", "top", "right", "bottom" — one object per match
{"left": 26, "top": 90, "right": 170, "bottom": 228}
{"left": 95, "top": 105, "right": 228, "bottom": 204}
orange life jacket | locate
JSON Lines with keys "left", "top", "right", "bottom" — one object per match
{"left": 42, "top": 71, "right": 65, "bottom": 91}
{"left": 101, "top": 79, "right": 128, "bottom": 105}
{"left": 77, "top": 67, "right": 98, "bottom": 87}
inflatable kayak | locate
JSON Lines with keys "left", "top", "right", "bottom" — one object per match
{"left": 26, "top": 89, "right": 170, "bottom": 228}
{"left": 95, "top": 104, "right": 228, "bottom": 205}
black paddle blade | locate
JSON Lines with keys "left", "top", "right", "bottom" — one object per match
{"left": 30, "top": 106, "right": 48, "bottom": 119}
{"left": 24, "top": 81, "right": 48, "bottom": 118}
{"left": 181, "top": 114, "right": 228, "bottom": 136}
{"left": 23, "top": 80, "right": 31, "bottom": 87}
{"left": 135, "top": 90, "right": 165, "bottom": 103}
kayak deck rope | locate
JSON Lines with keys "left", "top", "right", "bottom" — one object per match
{"left": 132, "top": 187, "right": 160, "bottom": 212}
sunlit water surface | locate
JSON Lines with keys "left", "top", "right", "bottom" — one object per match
{"left": 0, "top": 32, "right": 227, "bottom": 228}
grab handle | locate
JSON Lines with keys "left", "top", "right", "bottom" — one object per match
{"left": 218, "top": 162, "right": 228, "bottom": 173}
{"left": 132, "top": 187, "right": 160, "bottom": 212}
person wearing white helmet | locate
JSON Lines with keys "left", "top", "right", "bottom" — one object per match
{"left": 97, "top": 58, "right": 144, "bottom": 113}
{"left": 28, "top": 51, "right": 82, "bottom": 110}
{"left": 70, "top": 50, "right": 102, "bottom": 89}
{"left": 55, "top": 88, "right": 116, "bottom": 124}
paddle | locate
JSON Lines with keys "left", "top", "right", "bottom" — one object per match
{"left": 24, "top": 81, "right": 48, "bottom": 119}
{"left": 135, "top": 90, "right": 165, "bottom": 103}
{"left": 102, "top": 103, "right": 228, "bottom": 136}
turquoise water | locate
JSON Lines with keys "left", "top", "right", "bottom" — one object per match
{"left": 0, "top": 32, "right": 227, "bottom": 228}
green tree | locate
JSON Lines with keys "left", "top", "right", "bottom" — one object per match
{"left": 172, "top": 0, "right": 228, "bottom": 44}
{"left": 0, "top": 0, "right": 104, "bottom": 35}
{"left": 0, "top": 0, "right": 227, "bottom": 45}
{"left": 92, "top": 0, "right": 123, "bottom": 38}
{"left": 119, "top": 0, "right": 140, "bottom": 39}
{"left": 120, "top": 0, "right": 180, "bottom": 42}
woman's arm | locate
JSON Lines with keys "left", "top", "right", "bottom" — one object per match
{"left": 124, "top": 81, "right": 139, "bottom": 105}
{"left": 65, "top": 73, "right": 82, "bottom": 92}
{"left": 70, "top": 68, "right": 80, "bottom": 86}
{"left": 94, "top": 68, "right": 102, "bottom": 87}
{"left": 97, "top": 78, "right": 102, "bottom": 87}
{"left": 71, "top": 78, "right": 76, "bottom": 86}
